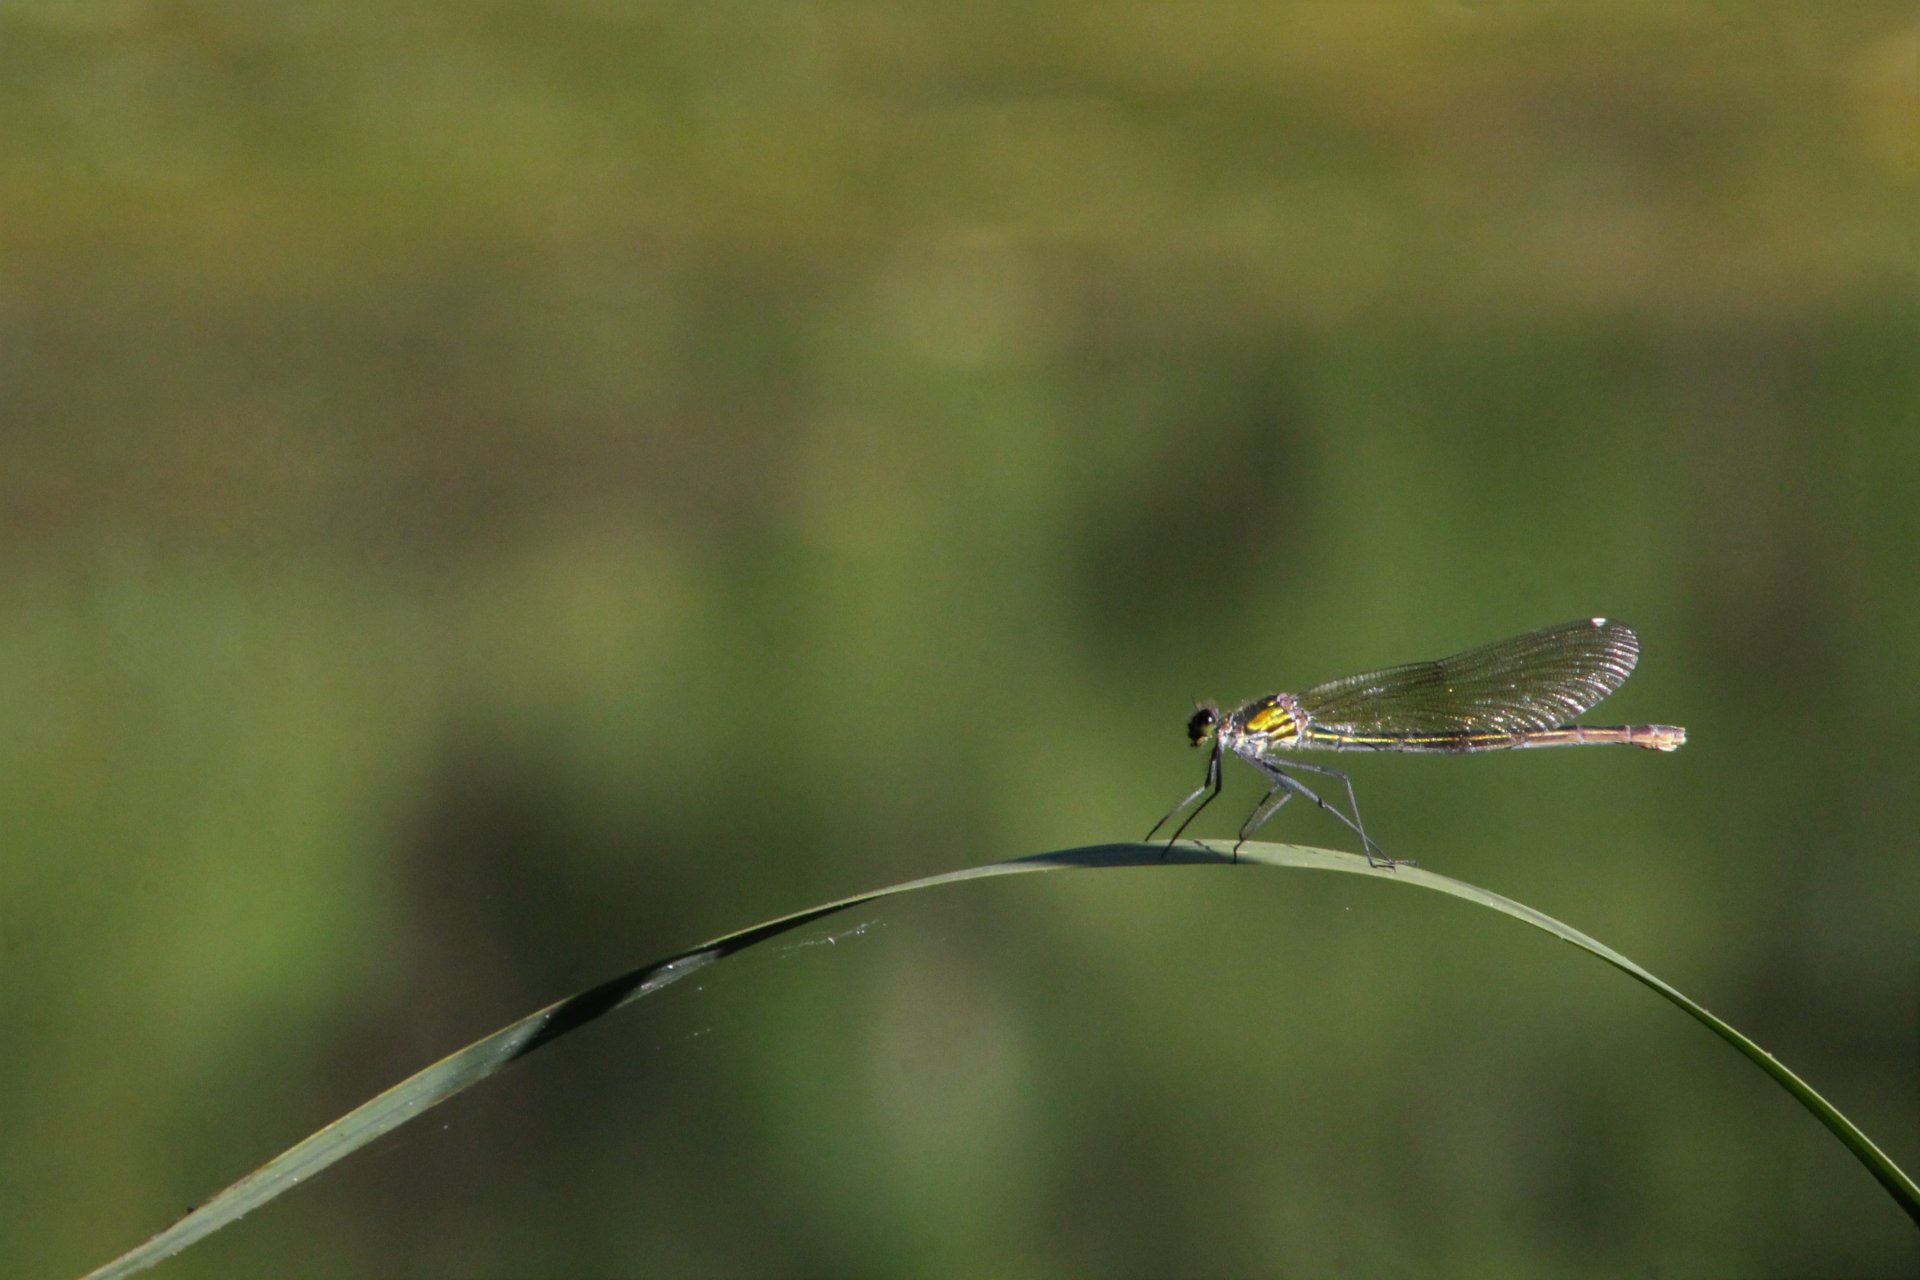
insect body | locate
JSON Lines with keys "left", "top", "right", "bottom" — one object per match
{"left": 1146, "top": 618, "right": 1686, "bottom": 867}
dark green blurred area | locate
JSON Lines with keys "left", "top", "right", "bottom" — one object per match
{"left": 4, "top": 3, "right": 1917, "bottom": 1276}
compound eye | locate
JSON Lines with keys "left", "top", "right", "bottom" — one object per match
{"left": 1184, "top": 706, "right": 1217, "bottom": 745}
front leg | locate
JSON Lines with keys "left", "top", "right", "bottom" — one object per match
{"left": 1147, "top": 743, "right": 1223, "bottom": 855}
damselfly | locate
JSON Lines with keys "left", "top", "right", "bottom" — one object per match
{"left": 1146, "top": 618, "right": 1686, "bottom": 867}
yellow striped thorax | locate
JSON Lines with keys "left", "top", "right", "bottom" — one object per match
{"left": 1236, "top": 694, "right": 1304, "bottom": 744}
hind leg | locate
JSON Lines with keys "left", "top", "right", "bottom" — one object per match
{"left": 1252, "top": 760, "right": 1412, "bottom": 869}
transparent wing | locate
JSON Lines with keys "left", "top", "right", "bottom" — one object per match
{"left": 1290, "top": 619, "right": 1641, "bottom": 737}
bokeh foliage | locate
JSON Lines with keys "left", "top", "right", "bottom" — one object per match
{"left": 4, "top": 3, "right": 1916, "bottom": 1277}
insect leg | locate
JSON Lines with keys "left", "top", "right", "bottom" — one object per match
{"left": 1252, "top": 759, "right": 1413, "bottom": 870}
{"left": 1233, "top": 784, "right": 1295, "bottom": 862}
{"left": 1147, "top": 743, "right": 1222, "bottom": 854}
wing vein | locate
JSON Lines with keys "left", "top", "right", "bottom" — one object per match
{"left": 1290, "top": 619, "right": 1641, "bottom": 738}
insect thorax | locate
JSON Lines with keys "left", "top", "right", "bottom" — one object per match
{"left": 1231, "top": 693, "right": 1303, "bottom": 746}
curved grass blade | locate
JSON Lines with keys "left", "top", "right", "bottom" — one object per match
{"left": 1213, "top": 841, "right": 1920, "bottom": 1227}
{"left": 82, "top": 842, "right": 1919, "bottom": 1278}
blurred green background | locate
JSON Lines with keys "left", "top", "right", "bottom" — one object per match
{"left": 5, "top": 3, "right": 1917, "bottom": 1277}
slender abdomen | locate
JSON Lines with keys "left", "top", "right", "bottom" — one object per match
{"left": 1525, "top": 724, "right": 1687, "bottom": 751}
{"left": 1300, "top": 724, "right": 1687, "bottom": 752}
